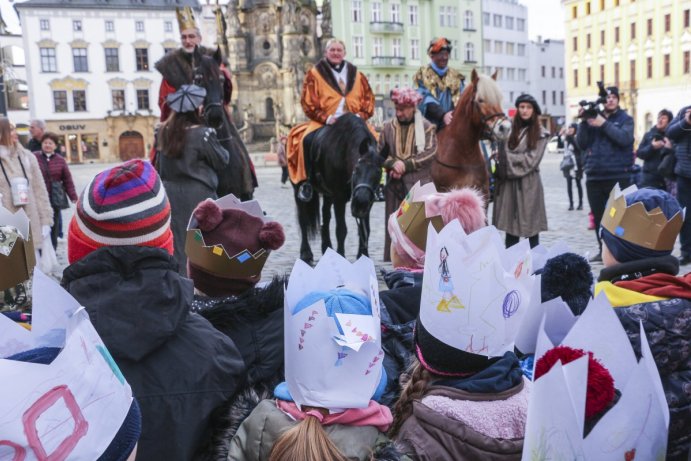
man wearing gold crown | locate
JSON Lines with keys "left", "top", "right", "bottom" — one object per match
{"left": 155, "top": 7, "right": 233, "bottom": 122}
{"left": 287, "top": 38, "right": 375, "bottom": 202}
{"left": 379, "top": 87, "right": 437, "bottom": 261}
{"left": 414, "top": 38, "right": 465, "bottom": 131}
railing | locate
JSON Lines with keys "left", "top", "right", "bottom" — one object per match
{"left": 369, "top": 21, "right": 404, "bottom": 33}
{"left": 371, "top": 56, "right": 406, "bottom": 66}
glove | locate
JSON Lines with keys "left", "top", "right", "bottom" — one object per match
{"left": 41, "top": 225, "right": 51, "bottom": 239}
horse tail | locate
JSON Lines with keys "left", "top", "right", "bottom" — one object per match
{"left": 295, "top": 187, "right": 320, "bottom": 239}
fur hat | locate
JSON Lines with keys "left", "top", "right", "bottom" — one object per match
{"left": 187, "top": 198, "right": 285, "bottom": 297}
{"left": 540, "top": 253, "right": 593, "bottom": 316}
{"left": 68, "top": 160, "right": 173, "bottom": 264}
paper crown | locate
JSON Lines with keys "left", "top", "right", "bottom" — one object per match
{"left": 388, "top": 181, "right": 444, "bottom": 262}
{"left": 0, "top": 269, "right": 133, "bottom": 460}
{"left": 176, "top": 6, "right": 198, "bottom": 32}
{"left": 185, "top": 194, "right": 273, "bottom": 280}
{"left": 0, "top": 206, "right": 35, "bottom": 291}
{"left": 601, "top": 184, "right": 683, "bottom": 251}
{"left": 284, "top": 249, "right": 383, "bottom": 411}
{"left": 522, "top": 294, "right": 669, "bottom": 460}
{"left": 419, "top": 220, "right": 537, "bottom": 358}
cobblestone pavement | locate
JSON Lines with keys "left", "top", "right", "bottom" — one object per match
{"left": 55, "top": 153, "right": 689, "bottom": 282}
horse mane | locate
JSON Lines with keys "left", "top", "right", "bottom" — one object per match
{"left": 456, "top": 72, "right": 504, "bottom": 112}
{"left": 324, "top": 113, "right": 375, "bottom": 150}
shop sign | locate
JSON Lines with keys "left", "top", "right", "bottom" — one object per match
{"left": 58, "top": 124, "right": 86, "bottom": 131}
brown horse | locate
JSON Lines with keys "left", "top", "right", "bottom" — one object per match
{"left": 432, "top": 69, "right": 511, "bottom": 199}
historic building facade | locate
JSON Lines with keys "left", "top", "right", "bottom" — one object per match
{"left": 224, "top": 0, "right": 321, "bottom": 140}
{"left": 563, "top": 0, "right": 691, "bottom": 137}
{"left": 0, "top": 10, "right": 29, "bottom": 133}
{"left": 15, "top": 0, "right": 197, "bottom": 163}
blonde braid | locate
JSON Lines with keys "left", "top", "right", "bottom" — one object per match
{"left": 389, "top": 359, "right": 431, "bottom": 438}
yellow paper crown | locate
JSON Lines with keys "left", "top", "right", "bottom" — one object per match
{"left": 601, "top": 184, "right": 683, "bottom": 251}
{"left": 176, "top": 7, "right": 198, "bottom": 32}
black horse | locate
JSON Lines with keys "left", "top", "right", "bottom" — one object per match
{"left": 296, "top": 113, "right": 382, "bottom": 264}
{"left": 192, "top": 47, "right": 255, "bottom": 200}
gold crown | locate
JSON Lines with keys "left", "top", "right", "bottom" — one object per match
{"left": 176, "top": 6, "right": 198, "bottom": 32}
{"left": 601, "top": 184, "right": 683, "bottom": 251}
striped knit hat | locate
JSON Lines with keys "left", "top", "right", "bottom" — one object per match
{"left": 68, "top": 160, "right": 173, "bottom": 264}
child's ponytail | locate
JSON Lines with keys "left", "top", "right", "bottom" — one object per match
{"left": 269, "top": 413, "right": 349, "bottom": 461}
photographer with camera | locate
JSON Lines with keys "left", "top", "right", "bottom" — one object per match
{"left": 576, "top": 84, "right": 634, "bottom": 262}
{"left": 636, "top": 109, "right": 674, "bottom": 190}
{"left": 667, "top": 104, "right": 691, "bottom": 265}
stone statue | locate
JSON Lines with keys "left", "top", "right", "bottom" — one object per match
{"left": 282, "top": 0, "right": 298, "bottom": 33}
{"left": 321, "top": 0, "right": 332, "bottom": 37}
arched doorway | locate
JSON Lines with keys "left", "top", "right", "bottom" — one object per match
{"left": 119, "top": 131, "right": 145, "bottom": 161}
{"left": 265, "top": 97, "right": 275, "bottom": 121}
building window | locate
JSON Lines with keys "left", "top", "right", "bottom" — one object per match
{"left": 518, "top": 43, "right": 526, "bottom": 56}
{"left": 353, "top": 36, "right": 363, "bottom": 58}
{"left": 552, "top": 90, "right": 556, "bottom": 105}
{"left": 572, "top": 36, "right": 577, "bottom": 52}
{"left": 495, "top": 67, "right": 502, "bottom": 79}
{"left": 630, "top": 59, "right": 636, "bottom": 83}
{"left": 452, "top": 40, "right": 459, "bottom": 60}
{"left": 105, "top": 20, "right": 114, "bottom": 32}
{"left": 164, "top": 20, "right": 173, "bottom": 32}
{"left": 483, "top": 12, "right": 490, "bottom": 26}
{"left": 53, "top": 90, "right": 68, "bottom": 112}
{"left": 371, "top": 2, "right": 381, "bottom": 22}
{"left": 135, "top": 48, "right": 149, "bottom": 71}
{"left": 541, "top": 65, "right": 545, "bottom": 77}
{"left": 411, "top": 39, "right": 419, "bottom": 60}
{"left": 40, "top": 19, "right": 50, "bottom": 31}
{"left": 112, "top": 89, "right": 125, "bottom": 110}
{"left": 507, "top": 68, "right": 515, "bottom": 80}
{"left": 409, "top": 5, "right": 418, "bottom": 25}
{"left": 137, "top": 89, "right": 150, "bottom": 110}
{"left": 439, "top": 6, "right": 445, "bottom": 26}
{"left": 450, "top": 8, "right": 457, "bottom": 27}
{"left": 373, "top": 38, "right": 383, "bottom": 56}
{"left": 586, "top": 67, "right": 591, "bottom": 86}
{"left": 392, "top": 39, "right": 401, "bottom": 57}
{"left": 631, "top": 22, "right": 636, "bottom": 39}
{"left": 105, "top": 48, "right": 119, "bottom": 72}
{"left": 685, "top": 9, "right": 690, "bottom": 28}
{"left": 586, "top": 33, "right": 591, "bottom": 48}
{"left": 600, "top": 30, "right": 605, "bottom": 46}
{"left": 384, "top": 74, "right": 391, "bottom": 94}
{"left": 518, "top": 68, "right": 526, "bottom": 81}
{"left": 72, "top": 48, "right": 88, "bottom": 72}
{"left": 484, "top": 39, "right": 491, "bottom": 52}
{"left": 517, "top": 18, "right": 525, "bottom": 31}
{"left": 352, "top": 1, "right": 362, "bottom": 22}
{"left": 40, "top": 47, "right": 57, "bottom": 72}
{"left": 464, "top": 42, "right": 475, "bottom": 62}
{"left": 614, "top": 62, "right": 620, "bottom": 85}
{"left": 647, "top": 18, "right": 652, "bottom": 36}
{"left": 541, "top": 90, "right": 546, "bottom": 105}
{"left": 559, "top": 67, "right": 563, "bottom": 78}
{"left": 506, "top": 42, "right": 514, "bottom": 55}
{"left": 663, "top": 54, "right": 670, "bottom": 76}
{"left": 560, "top": 91, "right": 564, "bottom": 105}
{"left": 573, "top": 69, "right": 579, "bottom": 88}
{"left": 572, "top": 5, "right": 577, "bottom": 19}
{"left": 73, "top": 20, "right": 82, "bottom": 31}
{"left": 505, "top": 16, "right": 514, "bottom": 29}
{"left": 599, "top": 64, "right": 604, "bottom": 81}
{"left": 135, "top": 20, "right": 145, "bottom": 32}
{"left": 585, "top": 1, "right": 591, "bottom": 15}
{"left": 685, "top": 51, "right": 690, "bottom": 75}
{"left": 509, "top": 91, "right": 514, "bottom": 102}
{"left": 464, "top": 10, "right": 474, "bottom": 30}
{"left": 646, "top": 56, "right": 652, "bottom": 79}
{"left": 391, "top": 4, "right": 401, "bottom": 23}
{"left": 494, "top": 40, "right": 503, "bottom": 54}
{"left": 664, "top": 14, "right": 671, "bottom": 33}
{"left": 493, "top": 14, "right": 502, "bottom": 27}
{"left": 73, "top": 90, "right": 87, "bottom": 112}
{"left": 551, "top": 66, "right": 555, "bottom": 78}
{"left": 614, "top": 26, "right": 620, "bottom": 43}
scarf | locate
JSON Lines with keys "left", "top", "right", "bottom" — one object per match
{"left": 614, "top": 272, "right": 691, "bottom": 300}
{"left": 393, "top": 111, "right": 426, "bottom": 157}
{"left": 434, "top": 351, "right": 523, "bottom": 394}
{"left": 429, "top": 61, "right": 448, "bottom": 77}
{"left": 276, "top": 399, "right": 393, "bottom": 432}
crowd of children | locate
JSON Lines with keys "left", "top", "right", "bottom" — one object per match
{"left": 0, "top": 159, "right": 688, "bottom": 460}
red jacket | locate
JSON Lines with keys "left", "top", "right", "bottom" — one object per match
{"left": 34, "top": 152, "right": 78, "bottom": 203}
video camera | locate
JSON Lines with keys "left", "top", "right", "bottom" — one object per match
{"left": 578, "top": 81, "right": 608, "bottom": 119}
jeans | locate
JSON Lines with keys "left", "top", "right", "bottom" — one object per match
{"left": 505, "top": 233, "right": 539, "bottom": 249}
{"left": 566, "top": 175, "right": 583, "bottom": 208}
{"left": 676, "top": 176, "right": 691, "bottom": 257}
{"left": 586, "top": 178, "right": 631, "bottom": 253}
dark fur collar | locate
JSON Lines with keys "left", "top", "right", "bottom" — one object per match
{"left": 154, "top": 46, "right": 215, "bottom": 90}
{"left": 315, "top": 59, "right": 357, "bottom": 96}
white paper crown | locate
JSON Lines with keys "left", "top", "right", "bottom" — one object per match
{"left": 522, "top": 294, "right": 669, "bottom": 460}
{"left": 284, "top": 249, "right": 383, "bottom": 411}
{"left": 419, "top": 220, "right": 537, "bottom": 357}
{"left": 0, "top": 269, "right": 133, "bottom": 461}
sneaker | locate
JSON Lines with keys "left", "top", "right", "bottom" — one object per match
{"left": 568, "top": 204, "right": 574, "bottom": 211}
{"left": 577, "top": 203, "right": 583, "bottom": 210}
{"left": 297, "top": 182, "right": 313, "bottom": 202}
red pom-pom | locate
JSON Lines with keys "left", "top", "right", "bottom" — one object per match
{"left": 259, "top": 221, "right": 285, "bottom": 250}
{"left": 535, "top": 345, "right": 615, "bottom": 420}
{"left": 193, "top": 199, "right": 223, "bottom": 232}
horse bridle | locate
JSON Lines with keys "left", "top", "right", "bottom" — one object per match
{"left": 351, "top": 156, "right": 377, "bottom": 204}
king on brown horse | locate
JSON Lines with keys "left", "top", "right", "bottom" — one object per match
{"left": 432, "top": 70, "right": 511, "bottom": 199}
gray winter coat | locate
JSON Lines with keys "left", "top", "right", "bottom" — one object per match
{"left": 492, "top": 127, "right": 549, "bottom": 237}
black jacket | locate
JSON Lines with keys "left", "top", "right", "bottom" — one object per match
{"left": 576, "top": 108, "right": 635, "bottom": 181}
{"left": 636, "top": 126, "right": 673, "bottom": 188}
{"left": 62, "top": 246, "right": 246, "bottom": 461}
{"left": 668, "top": 106, "right": 691, "bottom": 179}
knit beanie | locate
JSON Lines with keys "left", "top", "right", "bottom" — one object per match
{"left": 600, "top": 188, "right": 682, "bottom": 263}
{"left": 540, "top": 253, "right": 593, "bottom": 316}
{"left": 187, "top": 198, "right": 285, "bottom": 297}
{"left": 6, "top": 347, "right": 141, "bottom": 461}
{"left": 68, "top": 159, "right": 173, "bottom": 264}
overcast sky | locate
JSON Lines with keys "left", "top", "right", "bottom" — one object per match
{"left": 1, "top": 0, "right": 566, "bottom": 41}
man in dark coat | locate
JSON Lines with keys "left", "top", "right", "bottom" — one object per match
{"left": 576, "top": 85, "right": 635, "bottom": 261}
{"left": 636, "top": 109, "right": 674, "bottom": 190}
{"left": 667, "top": 105, "right": 691, "bottom": 264}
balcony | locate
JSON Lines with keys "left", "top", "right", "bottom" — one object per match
{"left": 372, "top": 56, "right": 406, "bottom": 67}
{"left": 369, "top": 21, "right": 404, "bottom": 34}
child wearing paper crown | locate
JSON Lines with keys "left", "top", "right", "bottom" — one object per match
{"left": 592, "top": 185, "right": 690, "bottom": 460}
{"left": 228, "top": 252, "right": 395, "bottom": 461}
{"left": 62, "top": 160, "right": 246, "bottom": 461}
